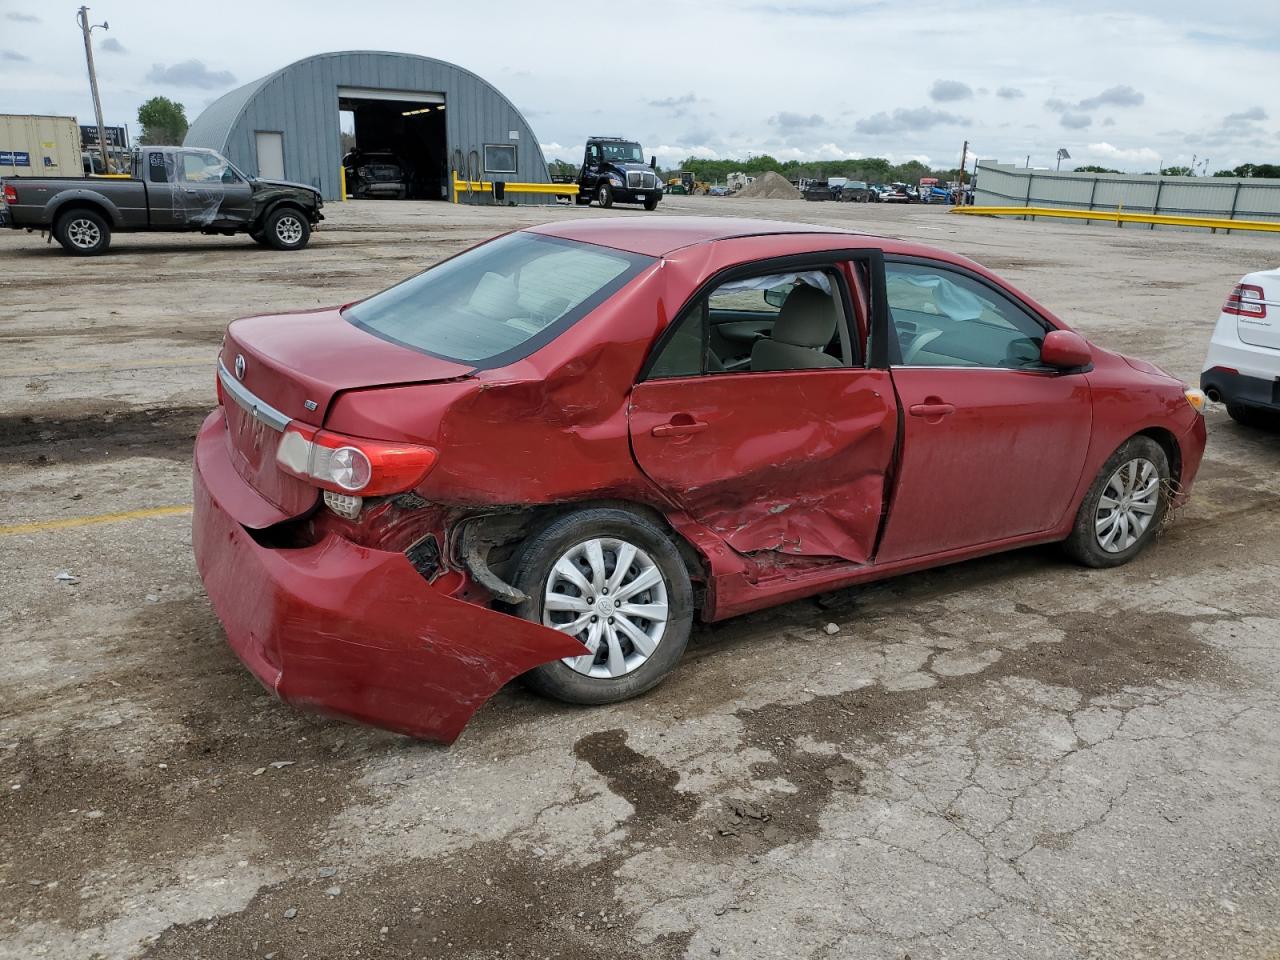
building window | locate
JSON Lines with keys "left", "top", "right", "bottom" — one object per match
{"left": 484, "top": 144, "right": 517, "bottom": 175}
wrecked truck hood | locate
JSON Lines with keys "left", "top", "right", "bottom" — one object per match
{"left": 251, "top": 177, "right": 322, "bottom": 199}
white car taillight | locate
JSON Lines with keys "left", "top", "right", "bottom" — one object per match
{"left": 1224, "top": 283, "right": 1267, "bottom": 319}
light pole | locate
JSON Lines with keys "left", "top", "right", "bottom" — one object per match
{"left": 76, "top": 6, "right": 111, "bottom": 173}
{"left": 1056, "top": 148, "right": 1071, "bottom": 171}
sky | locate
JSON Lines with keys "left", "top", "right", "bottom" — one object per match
{"left": 1, "top": 0, "right": 1277, "bottom": 173}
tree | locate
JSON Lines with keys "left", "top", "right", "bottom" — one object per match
{"left": 1160, "top": 165, "right": 1194, "bottom": 177}
{"left": 137, "top": 96, "right": 188, "bottom": 145}
{"left": 1073, "top": 165, "right": 1122, "bottom": 174}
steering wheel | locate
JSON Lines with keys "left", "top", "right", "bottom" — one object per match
{"left": 901, "top": 328, "right": 945, "bottom": 365}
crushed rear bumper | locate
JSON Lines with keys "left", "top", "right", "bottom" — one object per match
{"left": 191, "top": 409, "right": 586, "bottom": 743}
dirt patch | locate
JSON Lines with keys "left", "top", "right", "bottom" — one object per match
{"left": 141, "top": 840, "right": 691, "bottom": 960}
{"left": 0, "top": 403, "right": 209, "bottom": 466}
{"left": 574, "top": 729, "right": 699, "bottom": 823}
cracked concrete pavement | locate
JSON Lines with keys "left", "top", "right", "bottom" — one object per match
{"left": 2, "top": 197, "right": 1279, "bottom": 959}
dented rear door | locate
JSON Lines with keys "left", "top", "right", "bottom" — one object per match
{"left": 629, "top": 368, "right": 897, "bottom": 564}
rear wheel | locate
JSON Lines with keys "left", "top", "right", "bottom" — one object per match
{"left": 1227, "top": 404, "right": 1275, "bottom": 428}
{"left": 54, "top": 208, "right": 110, "bottom": 256}
{"left": 597, "top": 184, "right": 614, "bottom": 209}
{"left": 262, "top": 207, "right": 311, "bottom": 251}
{"left": 513, "top": 508, "right": 693, "bottom": 705}
{"left": 1064, "top": 436, "right": 1170, "bottom": 568}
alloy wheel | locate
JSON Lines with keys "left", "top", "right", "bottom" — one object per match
{"left": 543, "top": 537, "right": 669, "bottom": 679}
{"left": 68, "top": 218, "right": 101, "bottom": 249}
{"left": 1095, "top": 457, "right": 1160, "bottom": 553}
{"left": 275, "top": 215, "right": 304, "bottom": 245}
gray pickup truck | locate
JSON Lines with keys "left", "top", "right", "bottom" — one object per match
{"left": 0, "top": 145, "right": 323, "bottom": 256}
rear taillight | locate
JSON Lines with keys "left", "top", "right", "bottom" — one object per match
{"left": 276, "top": 423, "right": 437, "bottom": 496}
{"left": 1224, "top": 283, "right": 1267, "bottom": 319}
{"left": 2, "top": 184, "right": 17, "bottom": 204}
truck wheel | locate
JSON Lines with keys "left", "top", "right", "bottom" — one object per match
{"left": 263, "top": 208, "right": 311, "bottom": 251}
{"left": 55, "top": 208, "right": 110, "bottom": 256}
{"left": 643, "top": 197, "right": 659, "bottom": 211}
{"left": 574, "top": 192, "right": 591, "bottom": 206}
{"left": 596, "top": 184, "right": 614, "bottom": 209}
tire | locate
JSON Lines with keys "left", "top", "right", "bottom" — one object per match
{"left": 54, "top": 208, "right": 110, "bottom": 256}
{"left": 597, "top": 183, "right": 614, "bottom": 209}
{"left": 1064, "top": 436, "right": 1170, "bottom": 568}
{"left": 574, "top": 192, "right": 591, "bottom": 206}
{"left": 1226, "top": 404, "right": 1274, "bottom": 428}
{"left": 643, "top": 197, "right": 659, "bottom": 211}
{"left": 249, "top": 228, "right": 269, "bottom": 247}
{"left": 512, "top": 508, "right": 693, "bottom": 705}
{"left": 262, "top": 207, "right": 311, "bottom": 251}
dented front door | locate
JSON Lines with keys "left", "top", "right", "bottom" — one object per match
{"left": 629, "top": 369, "right": 897, "bottom": 564}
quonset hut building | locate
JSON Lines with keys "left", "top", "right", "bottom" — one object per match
{"left": 184, "top": 51, "right": 550, "bottom": 202}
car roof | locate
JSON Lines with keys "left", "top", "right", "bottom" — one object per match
{"left": 527, "top": 216, "right": 868, "bottom": 257}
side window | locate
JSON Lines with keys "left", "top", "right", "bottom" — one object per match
{"left": 147, "top": 151, "right": 172, "bottom": 184}
{"left": 646, "top": 269, "right": 851, "bottom": 379}
{"left": 885, "top": 261, "right": 1046, "bottom": 368}
{"left": 180, "top": 151, "right": 237, "bottom": 184}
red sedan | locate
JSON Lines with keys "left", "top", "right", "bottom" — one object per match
{"left": 192, "top": 217, "right": 1207, "bottom": 742}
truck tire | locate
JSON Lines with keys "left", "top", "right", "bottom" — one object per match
{"left": 596, "top": 184, "right": 614, "bottom": 209}
{"left": 55, "top": 208, "right": 110, "bottom": 256}
{"left": 643, "top": 197, "right": 659, "bottom": 211}
{"left": 575, "top": 192, "right": 591, "bottom": 206}
{"left": 262, "top": 207, "right": 311, "bottom": 251}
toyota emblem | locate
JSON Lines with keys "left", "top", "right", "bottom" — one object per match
{"left": 234, "top": 354, "right": 246, "bottom": 380}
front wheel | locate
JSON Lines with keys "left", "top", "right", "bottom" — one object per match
{"left": 643, "top": 197, "right": 659, "bottom": 211}
{"left": 596, "top": 184, "right": 614, "bottom": 209}
{"left": 574, "top": 192, "right": 591, "bottom": 206}
{"left": 1064, "top": 436, "right": 1170, "bottom": 568}
{"left": 513, "top": 508, "right": 693, "bottom": 705}
{"left": 262, "top": 207, "right": 311, "bottom": 251}
{"left": 55, "top": 208, "right": 111, "bottom": 256}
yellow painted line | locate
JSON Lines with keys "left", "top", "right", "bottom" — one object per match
{"left": 0, "top": 357, "right": 211, "bottom": 378}
{"left": 0, "top": 504, "right": 192, "bottom": 537}
{"left": 952, "top": 205, "right": 1280, "bottom": 233}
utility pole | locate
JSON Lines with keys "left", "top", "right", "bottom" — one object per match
{"left": 76, "top": 6, "right": 112, "bottom": 173}
{"left": 958, "top": 139, "right": 968, "bottom": 184}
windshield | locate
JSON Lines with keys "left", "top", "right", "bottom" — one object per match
{"left": 344, "top": 233, "right": 654, "bottom": 366}
{"left": 601, "top": 141, "right": 644, "bottom": 164}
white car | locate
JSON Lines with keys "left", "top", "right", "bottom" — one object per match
{"left": 1201, "top": 269, "right": 1280, "bottom": 426}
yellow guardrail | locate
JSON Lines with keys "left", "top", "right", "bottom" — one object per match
{"left": 451, "top": 171, "right": 578, "bottom": 203}
{"left": 951, "top": 205, "right": 1280, "bottom": 234}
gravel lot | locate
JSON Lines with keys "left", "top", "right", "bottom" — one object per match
{"left": 2, "top": 196, "right": 1278, "bottom": 960}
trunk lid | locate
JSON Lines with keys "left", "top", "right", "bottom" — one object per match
{"left": 1234, "top": 268, "right": 1280, "bottom": 350}
{"left": 218, "top": 307, "right": 474, "bottom": 516}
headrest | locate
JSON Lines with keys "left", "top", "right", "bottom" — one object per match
{"left": 774, "top": 285, "right": 836, "bottom": 348}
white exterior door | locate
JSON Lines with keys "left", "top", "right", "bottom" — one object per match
{"left": 255, "top": 131, "right": 285, "bottom": 180}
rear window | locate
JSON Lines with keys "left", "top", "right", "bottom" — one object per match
{"left": 344, "top": 232, "right": 653, "bottom": 366}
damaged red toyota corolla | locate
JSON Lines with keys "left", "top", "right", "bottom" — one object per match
{"left": 192, "top": 217, "right": 1207, "bottom": 742}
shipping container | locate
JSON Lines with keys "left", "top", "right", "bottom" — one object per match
{"left": 0, "top": 115, "right": 84, "bottom": 178}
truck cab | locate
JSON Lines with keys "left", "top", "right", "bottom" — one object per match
{"left": 576, "top": 137, "right": 661, "bottom": 210}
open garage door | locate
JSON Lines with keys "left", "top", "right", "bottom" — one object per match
{"left": 338, "top": 87, "right": 448, "bottom": 201}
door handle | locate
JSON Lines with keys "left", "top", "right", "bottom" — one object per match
{"left": 651, "top": 415, "right": 709, "bottom": 438}
{"left": 908, "top": 401, "right": 956, "bottom": 418}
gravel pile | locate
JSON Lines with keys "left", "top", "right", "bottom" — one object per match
{"left": 736, "top": 171, "right": 802, "bottom": 200}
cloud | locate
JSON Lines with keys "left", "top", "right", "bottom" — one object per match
{"left": 750, "top": 2, "right": 887, "bottom": 16}
{"left": 1059, "top": 112, "right": 1092, "bottom": 129}
{"left": 1, "top": 49, "right": 30, "bottom": 62}
{"left": 929, "top": 79, "right": 973, "bottom": 102}
{"left": 4, "top": 12, "right": 40, "bottom": 22}
{"left": 1224, "top": 106, "right": 1267, "bottom": 125}
{"left": 648, "top": 93, "right": 696, "bottom": 109}
{"left": 99, "top": 37, "right": 127, "bottom": 54}
{"left": 996, "top": 86, "right": 1024, "bottom": 100}
{"left": 1081, "top": 142, "right": 1160, "bottom": 166}
{"left": 769, "top": 112, "right": 825, "bottom": 130}
{"left": 1198, "top": 106, "right": 1271, "bottom": 146}
{"left": 145, "top": 60, "right": 237, "bottom": 89}
{"left": 1102, "top": 117, "right": 1115, "bottom": 127}
{"left": 1077, "top": 85, "right": 1144, "bottom": 110}
{"left": 856, "top": 107, "right": 966, "bottom": 135}
{"left": 1045, "top": 98, "right": 1070, "bottom": 114}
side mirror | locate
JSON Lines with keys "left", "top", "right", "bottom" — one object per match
{"left": 650, "top": 155, "right": 657, "bottom": 169}
{"left": 1040, "top": 329, "right": 1092, "bottom": 369}
{"left": 764, "top": 287, "right": 788, "bottom": 308}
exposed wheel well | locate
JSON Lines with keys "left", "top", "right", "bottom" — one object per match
{"left": 1136, "top": 427, "right": 1182, "bottom": 485}
{"left": 261, "top": 200, "right": 312, "bottom": 224}
{"left": 452, "top": 499, "right": 708, "bottom": 604}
